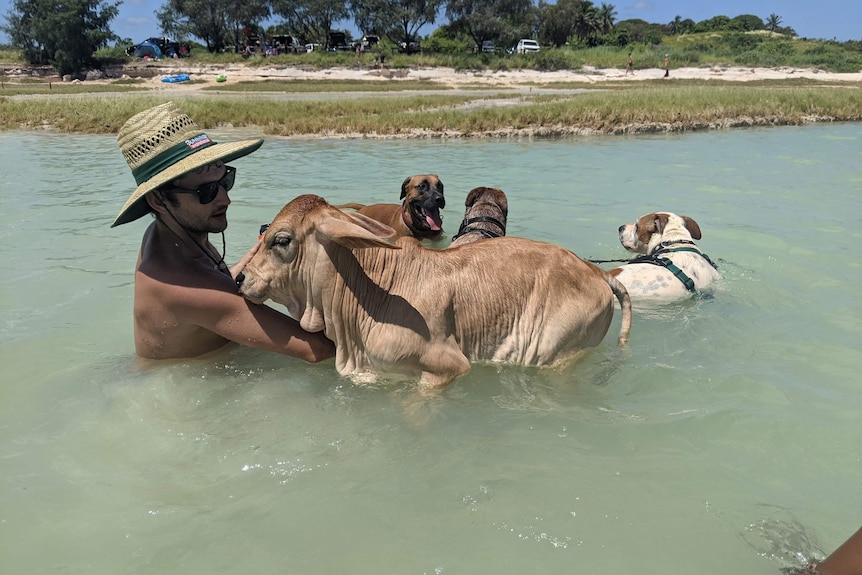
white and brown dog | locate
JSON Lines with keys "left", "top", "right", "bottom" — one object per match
{"left": 608, "top": 212, "right": 720, "bottom": 302}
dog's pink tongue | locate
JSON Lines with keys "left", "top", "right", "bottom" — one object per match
{"left": 426, "top": 210, "right": 443, "bottom": 231}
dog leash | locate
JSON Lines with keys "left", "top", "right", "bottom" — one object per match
{"left": 451, "top": 216, "right": 506, "bottom": 241}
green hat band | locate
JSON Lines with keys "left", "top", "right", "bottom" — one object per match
{"left": 131, "top": 133, "right": 216, "bottom": 185}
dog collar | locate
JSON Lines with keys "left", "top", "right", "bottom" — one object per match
{"left": 657, "top": 240, "right": 696, "bottom": 249}
{"left": 653, "top": 245, "right": 719, "bottom": 271}
{"left": 451, "top": 216, "right": 506, "bottom": 241}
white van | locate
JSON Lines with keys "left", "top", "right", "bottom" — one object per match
{"left": 515, "top": 39, "right": 541, "bottom": 54}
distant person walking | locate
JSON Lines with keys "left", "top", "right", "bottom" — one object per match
{"left": 625, "top": 52, "right": 634, "bottom": 76}
{"left": 663, "top": 53, "right": 670, "bottom": 78}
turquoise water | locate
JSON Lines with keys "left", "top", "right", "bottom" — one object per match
{"left": 1, "top": 124, "right": 860, "bottom": 574}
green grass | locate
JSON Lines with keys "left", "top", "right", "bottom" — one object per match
{"left": 0, "top": 78, "right": 147, "bottom": 95}
{"left": 2, "top": 83, "right": 859, "bottom": 136}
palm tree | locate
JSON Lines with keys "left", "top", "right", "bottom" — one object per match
{"left": 766, "top": 13, "right": 782, "bottom": 32}
{"left": 669, "top": 15, "right": 682, "bottom": 35}
{"left": 573, "top": 2, "right": 600, "bottom": 43}
{"left": 597, "top": 3, "right": 616, "bottom": 35}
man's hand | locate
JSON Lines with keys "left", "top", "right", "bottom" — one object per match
{"left": 231, "top": 237, "right": 262, "bottom": 280}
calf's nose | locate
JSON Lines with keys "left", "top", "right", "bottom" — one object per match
{"left": 618, "top": 225, "right": 626, "bottom": 233}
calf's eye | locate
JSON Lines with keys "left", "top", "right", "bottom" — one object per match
{"left": 272, "top": 235, "right": 292, "bottom": 247}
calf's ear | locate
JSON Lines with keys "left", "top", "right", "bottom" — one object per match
{"left": 346, "top": 212, "right": 398, "bottom": 238}
{"left": 317, "top": 214, "right": 400, "bottom": 250}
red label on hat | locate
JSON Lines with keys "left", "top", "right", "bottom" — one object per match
{"left": 185, "top": 134, "right": 212, "bottom": 150}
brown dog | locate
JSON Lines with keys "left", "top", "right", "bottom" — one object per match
{"left": 336, "top": 174, "right": 445, "bottom": 240}
{"left": 449, "top": 186, "right": 508, "bottom": 247}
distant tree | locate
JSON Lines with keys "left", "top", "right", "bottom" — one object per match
{"left": 571, "top": 0, "right": 600, "bottom": 44}
{"left": 695, "top": 15, "right": 731, "bottom": 33}
{"left": 766, "top": 13, "right": 782, "bottom": 33}
{"left": 351, "top": 0, "right": 443, "bottom": 46}
{"left": 271, "top": 0, "right": 349, "bottom": 47}
{"left": 446, "top": 0, "right": 535, "bottom": 51}
{"left": 421, "top": 24, "right": 472, "bottom": 53}
{"left": 596, "top": 2, "right": 616, "bottom": 35}
{"left": 226, "top": 0, "right": 271, "bottom": 50}
{"left": 537, "top": 0, "right": 575, "bottom": 47}
{"left": 156, "top": 0, "right": 237, "bottom": 53}
{"left": 154, "top": 3, "right": 195, "bottom": 44}
{"left": 730, "top": 14, "right": 765, "bottom": 32}
{"left": 669, "top": 15, "right": 682, "bottom": 35}
{"left": 603, "top": 26, "right": 627, "bottom": 47}
{"left": 678, "top": 18, "right": 695, "bottom": 34}
{"left": 615, "top": 18, "right": 662, "bottom": 44}
{"left": 2, "top": 0, "right": 119, "bottom": 75}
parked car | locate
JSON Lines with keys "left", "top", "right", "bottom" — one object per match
{"left": 327, "top": 32, "right": 353, "bottom": 51}
{"left": 360, "top": 35, "right": 379, "bottom": 51}
{"left": 271, "top": 35, "right": 304, "bottom": 54}
{"left": 398, "top": 39, "right": 421, "bottom": 54}
{"left": 481, "top": 40, "right": 497, "bottom": 53}
{"left": 515, "top": 39, "right": 541, "bottom": 54}
{"left": 305, "top": 43, "right": 322, "bottom": 53}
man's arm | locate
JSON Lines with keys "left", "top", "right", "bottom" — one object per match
{"left": 175, "top": 275, "right": 335, "bottom": 362}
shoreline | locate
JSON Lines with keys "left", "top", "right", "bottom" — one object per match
{"left": 120, "top": 63, "right": 862, "bottom": 91}
{"left": 5, "top": 61, "right": 862, "bottom": 90}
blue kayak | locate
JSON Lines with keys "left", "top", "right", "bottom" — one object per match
{"left": 161, "top": 74, "right": 190, "bottom": 83}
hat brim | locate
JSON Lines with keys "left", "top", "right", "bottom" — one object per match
{"left": 111, "top": 138, "right": 263, "bottom": 227}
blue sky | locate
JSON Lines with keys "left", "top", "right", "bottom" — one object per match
{"left": 1, "top": 0, "right": 859, "bottom": 45}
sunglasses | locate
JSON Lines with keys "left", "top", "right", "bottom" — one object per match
{"left": 164, "top": 166, "right": 236, "bottom": 204}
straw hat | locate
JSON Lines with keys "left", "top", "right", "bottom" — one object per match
{"left": 112, "top": 101, "right": 263, "bottom": 227}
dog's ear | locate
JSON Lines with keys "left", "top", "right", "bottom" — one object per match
{"left": 464, "top": 186, "right": 484, "bottom": 207}
{"left": 681, "top": 216, "right": 702, "bottom": 240}
{"left": 654, "top": 213, "right": 669, "bottom": 234}
{"left": 496, "top": 188, "right": 509, "bottom": 216}
{"left": 400, "top": 177, "right": 412, "bottom": 200}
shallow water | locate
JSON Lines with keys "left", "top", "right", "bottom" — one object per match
{"left": 1, "top": 124, "right": 860, "bottom": 574}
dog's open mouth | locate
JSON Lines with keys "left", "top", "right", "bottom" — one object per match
{"left": 416, "top": 205, "right": 443, "bottom": 231}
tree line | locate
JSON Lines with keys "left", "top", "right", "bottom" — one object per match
{"left": 3, "top": 0, "right": 799, "bottom": 76}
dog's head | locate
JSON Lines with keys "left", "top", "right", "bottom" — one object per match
{"left": 618, "top": 212, "right": 702, "bottom": 254}
{"left": 464, "top": 186, "right": 509, "bottom": 220}
{"left": 400, "top": 174, "right": 445, "bottom": 234}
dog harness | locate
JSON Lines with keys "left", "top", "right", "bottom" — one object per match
{"left": 631, "top": 240, "right": 718, "bottom": 292}
{"left": 451, "top": 216, "right": 506, "bottom": 242}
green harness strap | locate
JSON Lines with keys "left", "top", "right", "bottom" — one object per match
{"left": 631, "top": 245, "right": 719, "bottom": 293}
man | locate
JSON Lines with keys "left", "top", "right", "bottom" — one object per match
{"left": 626, "top": 52, "right": 634, "bottom": 76}
{"left": 795, "top": 526, "right": 862, "bottom": 575}
{"left": 112, "top": 101, "right": 334, "bottom": 362}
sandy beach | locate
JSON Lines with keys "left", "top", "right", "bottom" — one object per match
{"left": 115, "top": 62, "right": 862, "bottom": 91}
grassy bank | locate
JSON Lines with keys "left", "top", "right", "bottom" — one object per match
{"left": 1, "top": 81, "right": 859, "bottom": 137}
